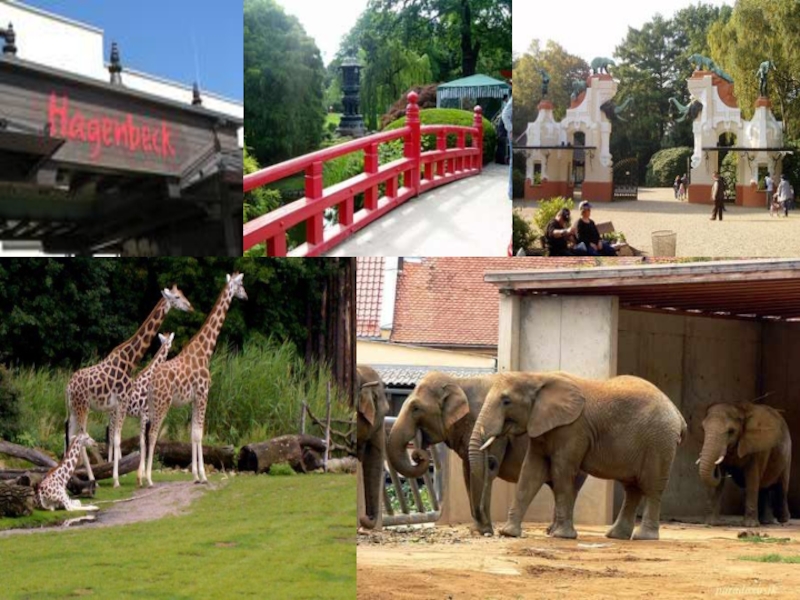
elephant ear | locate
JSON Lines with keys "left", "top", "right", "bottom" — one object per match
{"left": 358, "top": 382, "right": 380, "bottom": 426}
{"left": 527, "top": 375, "right": 586, "bottom": 439}
{"left": 441, "top": 383, "right": 470, "bottom": 431}
{"left": 738, "top": 405, "right": 784, "bottom": 458}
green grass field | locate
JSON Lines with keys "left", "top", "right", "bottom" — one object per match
{"left": 0, "top": 472, "right": 355, "bottom": 599}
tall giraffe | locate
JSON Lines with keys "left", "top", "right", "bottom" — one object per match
{"left": 109, "top": 330, "right": 174, "bottom": 487}
{"left": 36, "top": 432, "right": 99, "bottom": 511}
{"left": 144, "top": 272, "right": 247, "bottom": 487}
{"left": 66, "top": 286, "right": 193, "bottom": 487}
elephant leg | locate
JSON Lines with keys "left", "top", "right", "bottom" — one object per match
{"left": 705, "top": 478, "right": 725, "bottom": 525}
{"left": 775, "top": 469, "right": 791, "bottom": 523}
{"left": 501, "top": 445, "right": 547, "bottom": 538}
{"left": 549, "top": 459, "right": 579, "bottom": 539}
{"left": 633, "top": 494, "right": 662, "bottom": 540}
{"left": 360, "top": 428, "right": 385, "bottom": 529}
{"left": 759, "top": 488, "right": 775, "bottom": 525}
{"left": 464, "top": 459, "right": 491, "bottom": 535}
{"left": 606, "top": 484, "right": 642, "bottom": 540}
{"left": 544, "top": 481, "right": 556, "bottom": 535}
{"left": 743, "top": 462, "right": 760, "bottom": 528}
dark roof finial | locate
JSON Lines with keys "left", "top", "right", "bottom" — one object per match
{"left": 192, "top": 81, "right": 202, "bottom": 106}
{"left": 1, "top": 22, "right": 17, "bottom": 56}
{"left": 108, "top": 41, "right": 123, "bottom": 85}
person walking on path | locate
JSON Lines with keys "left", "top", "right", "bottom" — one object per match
{"left": 765, "top": 173, "right": 774, "bottom": 210}
{"left": 777, "top": 174, "right": 793, "bottom": 218}
{"left": 673, "top": 175, "right": 681, "bottom": 200}
{"left": 710, "top": 172, "right": 725, "bottom": 221}
{"left": 680, "top": 174, "right": 688, "bottom": 201}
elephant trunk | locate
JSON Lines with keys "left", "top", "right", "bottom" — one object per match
{"left": 386, "top": 407, "right": 429, "bottom": 479}
{"left": 699, "top": 431, "right": 726, "bottom": 488}
{"left": 468, "top": 412, "right": 499, "bottom": 527}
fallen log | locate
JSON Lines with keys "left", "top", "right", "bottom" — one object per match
{"left": 238, "top": 434, "right": 327, "bottom": 474}
{"left": 0, "top": 481, "right": 35, "bottom": 517}
{"left": 74, "top": 452, "right": 140, "bottom": 481}
{"left": 0, "top": 440, "right": 57, "bottom": 468}
{"left": 97, "top": 438, "right": 235, "bottom": 470}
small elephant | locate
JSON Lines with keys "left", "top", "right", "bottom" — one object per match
{"left": 386, "top": 371, "right": 587, "bottom": 536}
{"left": 470, "top": 372, "right": 686, "bottom": 540}
{"left": 357, "top": 365, "right": 390, "bottom": 529}
{"left": 699, "top": 403, "right": 791, "bottom": 527}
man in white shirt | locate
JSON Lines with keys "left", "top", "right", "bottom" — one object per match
{"left": 765, "top": 173, "right": 774, "bottom": 210}
{"left": 776, "top": 174, "right": 793, "bottom": 217}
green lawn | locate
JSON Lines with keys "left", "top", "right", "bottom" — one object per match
{"left": 0, "top": 472, "right": 355, "bottom": 599}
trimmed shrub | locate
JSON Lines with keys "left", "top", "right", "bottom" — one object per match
{"left": 513, "top": 210, "right": 538, "bottom": 254}
{"left": 383, "top": 108, "right": 497, "bottom": 165}
{"left": 645, "top": 147, "right": 692, "bottom": 187}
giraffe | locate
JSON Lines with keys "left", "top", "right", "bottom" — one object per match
{"left": 66, "top": 286, "right": 193, "bottom": 488}
{"left": 107, "top": 330, "right": 174, "bottom": 487}
{"left": 36, "top": 432, "right": 100, "bottom": 511}
{"left": 144, "top": 272, "right": 247, "bottom": 487}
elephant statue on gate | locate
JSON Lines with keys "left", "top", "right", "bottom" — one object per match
{"left": 669, "top": 97, "right": 703, "bottom": 123}
{"left": 386, "top": 372, "right": 587, "bottom": 536}
{"left": 699, "top": 403, "right": 791, "bottom": 527}
{"left": 357, "top": 365, "right": 390, "bottom": 529}
{"left": 591, "top": 57, "right": 615, "bottom": 75}
{"left": 470, "top": 372, "right": 686, "bottom": 540}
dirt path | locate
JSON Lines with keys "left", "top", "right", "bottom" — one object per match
{"left": 0, "top": 480, "right": 212, "bottom": 537}
{"left": 358, "top": 521, "right": 800, "bottom": 599}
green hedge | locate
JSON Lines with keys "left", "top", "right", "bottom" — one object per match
{"left": 645, "top": 147, "right": 692, "bottom": 187}
{"left": 512, "top": 210, "right": 538, "bottom": 255}
{"left": 383, "top": 108, "right": 497, "bottom": 165}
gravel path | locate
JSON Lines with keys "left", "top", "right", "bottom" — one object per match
{"left": 514, "top": 188, "right": 800, "bottom": 257}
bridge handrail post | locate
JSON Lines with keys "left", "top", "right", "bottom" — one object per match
{"left": 305, "top": 160, "right": 324, "bottom": 246}
{"left": 473, "top": 105, "right": 483, "bottom": 172}
{"left": 404, "top": 91, "right": 421, "bottom": 195}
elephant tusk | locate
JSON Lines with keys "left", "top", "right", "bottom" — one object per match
{"left": 715, "top": 455, "right": 725, "bottom": 465}
{"left": 695, "top": 458, "right": 701, "bottom": 465}
{"left": 479, "top": 436, "right": 496, "bottom": 452}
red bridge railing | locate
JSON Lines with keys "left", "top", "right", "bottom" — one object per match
{"left": 243, "top": 91, "right": 484, "bottom": 256}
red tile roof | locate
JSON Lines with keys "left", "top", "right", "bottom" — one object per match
{"left": 356, "top": 257, "right": 385, "bottom": 338}
{"left": 390, "top": 257, "right": 679, "bottom": 347}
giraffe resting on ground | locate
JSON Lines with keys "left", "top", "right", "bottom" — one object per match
{"left": 107, "top": 331, "right": 174, "bottom": 487}
{"left": 66, "top": 286, "right": 193, "bottom": 488}
{"left": 36, "top": 432, "right": 100, "bottom": 511}
{"left": 144, "top": 273, "right": 247, "bottom": 487}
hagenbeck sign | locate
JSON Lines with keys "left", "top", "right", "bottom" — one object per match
{"left": 48, "top": 93, "right": 177, "bottom": 160}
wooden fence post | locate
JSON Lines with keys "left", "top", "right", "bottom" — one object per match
{"left": 323, "top": 382, "right": 332, "bottom": 472}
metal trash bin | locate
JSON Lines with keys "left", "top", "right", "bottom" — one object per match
{"left": 651, "top": 230, "right": 677, "bottom": 257}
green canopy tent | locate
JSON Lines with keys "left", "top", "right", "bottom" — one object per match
{"left": 436, "top": 74, "right": 510, "bottom": 118}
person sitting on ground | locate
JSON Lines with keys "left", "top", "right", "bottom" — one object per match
{"left": 777, "top": 174, "right": 793, "bottom": 218}
{"left": 572, "top": 201, "right": 616, "bottom": 256}
{"left": 545, "top": 208, "right": 585, "bottom": 256}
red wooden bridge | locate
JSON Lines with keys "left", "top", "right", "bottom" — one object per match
{"left": 243, "top": 92, "right": 486, "bottom": 257}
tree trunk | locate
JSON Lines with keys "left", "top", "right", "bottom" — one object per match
{"left": 0, "top": 440, "right": 57, "bottom": 468}
{"left": 96, "top": 437, "right": 235, "bottom": 470}
{"left": 0, "top": 481, "right": 35, "bottom": 517}
{"left": 460, "top": 0, "right": 479, "bottom": 76}
{"left": 237, "top": 434, "right": 327, "bottom": 474}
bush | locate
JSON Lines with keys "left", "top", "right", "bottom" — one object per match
{"left": 532, "top": 197, "right": 574, "bottom": 237}
{"left": 720, "top": 152, "right": 738, "bottom": 200}
{"left": 645, "top": 147, "right": 692, "bottom": 187}
{"left": 0, "top": 365, "right": 22, "bottom": 442}
{"left": 244, "top": 147, "right": 281, "bottom": 223}
{"left": 383, "top": 108, "right": 497, "bottom": 166}
{"left": 513, "top": 210, "right": 538, "bottom": 254}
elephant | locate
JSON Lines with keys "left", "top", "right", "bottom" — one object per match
{"left": 470, "top": 372, "right": 686, "bottom": 540}
{"left": 591, "top": 57, "right": 615, "bottom": 75}
{"left": 386, "top": 371, "right": 586, "bottom": 536}
{"left": 699, "top": 403, "right": 791, "bottom": 527}
{"left": 357, "top": 365, "right": 390, "bottom": 529}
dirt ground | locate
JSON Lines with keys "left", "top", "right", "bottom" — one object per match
{"left": 358, "top": 520, "right": 800, "bottom": 599}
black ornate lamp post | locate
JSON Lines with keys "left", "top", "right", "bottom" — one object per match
{"left": 337, "top": 55, "right": 366, "bottom": 138}
{"left": 0, "top": 22, "right": 17, "bottom": 56}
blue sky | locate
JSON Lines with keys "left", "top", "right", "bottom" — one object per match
{"left": 20, "top": 0, "right": 243, "bottom": 101}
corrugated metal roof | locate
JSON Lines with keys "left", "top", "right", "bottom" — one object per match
{"left": 372, "top": 364, "right": 496, "bottom": 387}
{"left": 484, "top": 259, "right": 800, "bottom": 321}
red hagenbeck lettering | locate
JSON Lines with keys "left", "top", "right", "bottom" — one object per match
{"left": 48, "top": 93, "right": 177, "bottom": 161}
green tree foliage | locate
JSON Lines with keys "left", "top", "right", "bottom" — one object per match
{"left": 645, "top": 147, "right": 693, "bottom": 187}
{"left": 383, "top": 108, "right": 497, "bottom": 164}
{"left": 338, "top": 0, "right": 511, "bottom": 129}
{"left": 708, "top": 0, "right": 800, "bottom": 138}
{"left": 244, "top": 0, "right": 326, "bottom": 165}
{"left": 0, "top": 364, "right": 22, "bottom": 441}
{"left": 512, "top": 210, "right": 538, "bottom": 255}
{"left": 513, "top": 41, "right": 589, "bottom": 136}
{"left": 533, "top": 197, "right": 574, "bottom": 238}
{"left": 0, "top": 259, "right": 346, "bottom": 371}
{"left": 243, "top": 146, "right": 280, "bottom": 223}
